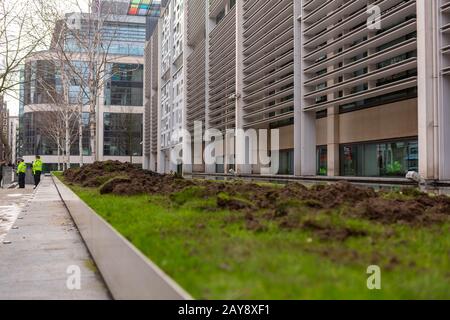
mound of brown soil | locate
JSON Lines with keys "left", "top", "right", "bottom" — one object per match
{"left": 64, "top": 162, "right": 450, "bottom": 227}
{"left": 352, "top": 196, "right": 450, "bottom": 226}
{"left": 64, "top": 160, "right": 194, "bottom": 195}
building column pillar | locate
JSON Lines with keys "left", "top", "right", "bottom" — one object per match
{"left": 417, "top": 0, "right": 440, "bottom": 181}
{"left": 182, "top": 5, "right": 193, "bottom": 175}
{"left": 326, "top": 106, "right": 340, "bottom": 176}
{"left": 235, "top": 0, "right": 251, "bottom": 175}
{"left": 205, "top": 4, "right": 215, "bottom": 174}
{"left": 293, "top": 3, "right": 302, "bottom": 176}
{"left": 294, "top": 1, "right": 316, "bottom": 176}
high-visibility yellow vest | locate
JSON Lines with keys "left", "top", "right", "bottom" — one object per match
{"left": 17, "top": 162, "right": 27, "bottom": 174}
{"left": 33, "top": 160, "right": 43, "bottom": 173}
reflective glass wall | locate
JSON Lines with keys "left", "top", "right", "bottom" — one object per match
{"left": 103, "top": 113, "right": 143, "bottom": 157}
{"left": 340, "top": 139, "right": 418, "bottom": 177}
{"left": 104, "top": 64, "right": 144, "bottom": 107}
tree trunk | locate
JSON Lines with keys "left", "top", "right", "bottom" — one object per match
{"left": 89, "top": 100, "right": 96, "bottom": 163}
{"left": 79, "top": 108, "right": 84, "bottom": 167}
{"left": 65, "top": 115, "right": 71, "bottom": 169}
{"left": 57, "top": 133, "right": 61, "bottom": 171}
{"left": 130, "top": 134, "right": 132, "bottom": 164}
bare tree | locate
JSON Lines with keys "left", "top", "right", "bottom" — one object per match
{"left": 28, "top": 53, "right": 82, "bottom": 170}
{"left": 0, "top": 0, "right": 49, "bottom": 163}
{"left": 35, "top": 0, "right": 143, "bottom": 164}
{"left": 112, "top": 108, "right": 142, "bottom": 164}
{"left": 0, "top": 0, "right": 49, "bottom": 95}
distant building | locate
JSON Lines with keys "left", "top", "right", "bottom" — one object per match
{"left": 20, "top": 0, "right": 147, "bottom": 171}
{"left": 8, "top": 116, "right": 19, "bottom": 164}
{"left": 0, "top": 95, "right": 10, "bottom": 162}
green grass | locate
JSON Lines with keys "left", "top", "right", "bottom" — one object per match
{"left": 59, "top": 175, "right": 450, "bottom": 300}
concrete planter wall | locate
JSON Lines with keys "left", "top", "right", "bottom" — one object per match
{"left": 52, "top": 175, "right": 192, "bottom": 300}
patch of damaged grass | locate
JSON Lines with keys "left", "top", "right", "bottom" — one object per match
{"left": 64, "top": 179, "right": 450, "bottom": 300}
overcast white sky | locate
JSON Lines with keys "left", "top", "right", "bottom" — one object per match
{"left": 4, "top": 0, "right": 89, "bottom": 116}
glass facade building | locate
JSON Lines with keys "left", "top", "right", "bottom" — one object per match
{"left": 103, "top": 113, "right": 143, "bottom": 157}
{"left": 104, "top": 63, "right": 144, "bottom": 107}
{"left": 21, "top": 1, "right": 146, "bottom": 167}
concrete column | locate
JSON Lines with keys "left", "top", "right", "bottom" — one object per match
{"left": 182, "top": 3, "right": 192, "bottom": 175}
{"left": 417, "top": 0, "right": 438, "bottom": 181}
{"left": 326, "top": 106, "right": 340, "bottom": 176}
{"left": 294, "top": 0, "right": 316, "bottom": 176}
{"left": 98, "top": 98, "right": 104, "bottom": 162}
{"left": 300, "top": 111, "right": 316, "bottom": 176}
{"left": 235, "top": 0, "right": 250, "bottom": 175}
{"left": 325, "top": 33, "right": 338, "bottom": 176}
{"left": 205, "top": 4, "right": 215, "bottom": 174}
{"left": 417, "top": 0, "right": 450, "bottom": 181}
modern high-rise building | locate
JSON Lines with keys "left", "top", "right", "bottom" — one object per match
{"left": 143, "top": 0, "right": 450, "bottom": 183}
{"left": 143, "top": 0, "right": 184, "bottom": 173}
{"left": 21, "top": 0, "right": 147, "bottom": 170}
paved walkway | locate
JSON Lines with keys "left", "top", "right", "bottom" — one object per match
{"left": 0, "top": 177, "right": 110, "bottom": 299}
{"left": 0, "top": 186, "right": 34, "bottom": 242}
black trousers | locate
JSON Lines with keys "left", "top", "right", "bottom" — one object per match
{"left": 34, "top": 171, "right": 42, "bottom": 187}
{"left": 18, "top": 173, "right": 26, "bottom": 189}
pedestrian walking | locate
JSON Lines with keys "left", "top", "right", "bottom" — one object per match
{"left": 17, "top": 159, "right": 26, "bottom": 189}
{"left": 32, "top": 156, "right": 43, "bottom": 189}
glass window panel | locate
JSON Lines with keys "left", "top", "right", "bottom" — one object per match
{"left": 340, "top": 139, "right": 418, "bottom": 177}
{"left": 103, "top": 113, "right": 143, "bottom": 157}
{"left": 105, "top": 64, "right": 144, "bottom": 107}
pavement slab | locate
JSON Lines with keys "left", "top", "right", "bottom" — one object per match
{"left": 0, "top": 177, "right": 111, "bottom": 300}
{"left": 0, "top": 186, "right": 34, "bottom": 242}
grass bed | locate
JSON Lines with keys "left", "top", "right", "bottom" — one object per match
{"left": 55, "top": 172, "right": 450, "bottom": 300}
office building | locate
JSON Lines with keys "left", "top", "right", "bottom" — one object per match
{"left": 21, "top": 0, "right": 147, "bottom": 170}
{"left": 143, "top": 0, "right": 450, "bottom": 182}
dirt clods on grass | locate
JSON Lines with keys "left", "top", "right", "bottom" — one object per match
{"left": 64, "top": 161, "right": 450, "bottom": 228}
{"left": 353, "top": 197, "right": 450, "bottom": 226}
{"left": 301, "top": 220, "right": 368, "bottom": 241}
{"left": 64, "top": 160, "right": 195, "bottom": 195}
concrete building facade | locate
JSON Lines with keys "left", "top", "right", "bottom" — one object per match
{"left": 143, "top": 0, "right": 450, "bottom": 182}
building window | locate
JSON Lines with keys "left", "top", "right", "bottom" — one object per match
{"left": 316, "top": 146, "right": 327, "bottom": 176}
{"left": 103, "top": 113, "right": 143, "bottom": 157}
{"left": 316, "top": 110, "right": 327, "bottom": 119}
{"left": 105, "top": 64, "right": 144, "bottom": 107}
{"left": 278, "top": 149, "right": 294, "bottom": 175}
{"left": 340, "top": 139, "right": 418, "bottom": 177}
{"left": 339, "top": 87, "right": 418, "bottom": 114}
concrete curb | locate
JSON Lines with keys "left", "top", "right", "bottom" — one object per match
{"left": 52, "top": 175, "right": 193, "bottom": 300}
